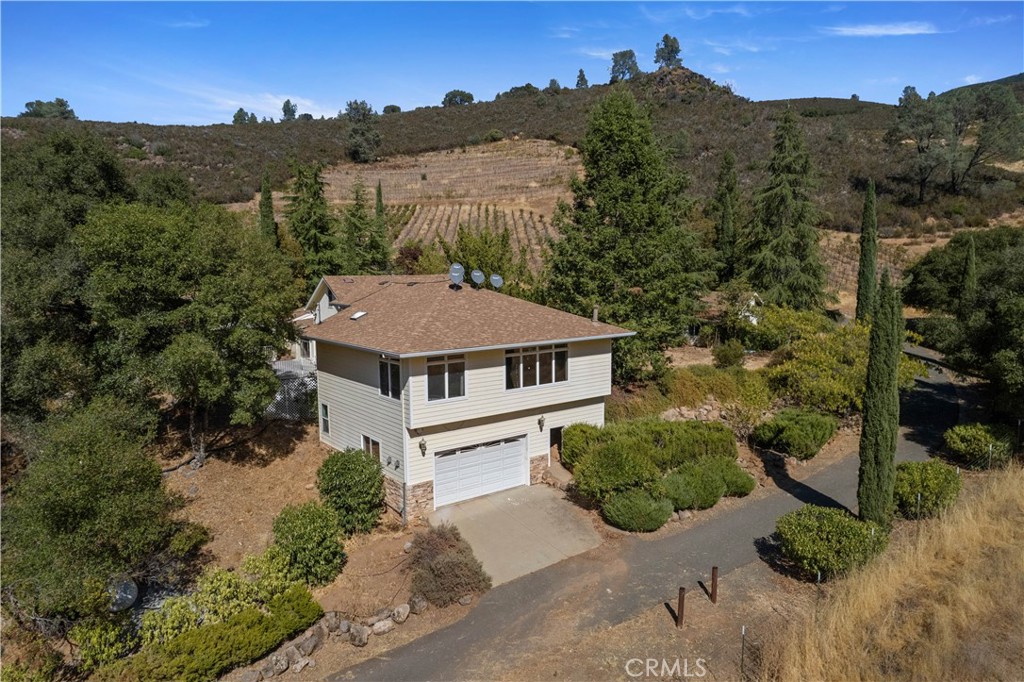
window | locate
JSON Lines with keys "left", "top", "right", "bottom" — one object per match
{"left": 362, "top": 435, "right": 381, "bottom": 462}
{"left": 301, "top": 340, "right": 311, "bottom": 359}
{"left": 426, "top": 354, "right": 465, "bottom": 401}
{"left": 378, "top": 356, "right": 401, "bottom": 400}
{"left": 320, "top": 403, "right": 330, "bottom": 434}
{"left": 506, "top": 345, "right": 568, "bottom": 389}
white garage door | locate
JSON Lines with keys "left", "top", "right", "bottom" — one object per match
{"left": 434, "top": 436, "right": 527, "bottom": 507}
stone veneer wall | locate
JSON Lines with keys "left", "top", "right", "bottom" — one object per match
{"left": 406, "top": 481, "right": 434, "bottom": 520}
{"left": 530, "top": 453, "right": 550, "bottom": 484}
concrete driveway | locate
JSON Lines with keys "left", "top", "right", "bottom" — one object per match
{"left": 429, "top": 484, "right": 601, "bottom": 586}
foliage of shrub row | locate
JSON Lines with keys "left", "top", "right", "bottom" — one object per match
{"left": 601, "top": 489, "right": 674, "bottom": 532}
{"left": 272, "top": 501, "right": 347, "bottom": 586}
{"left": 561, "top": 422, "right": 602, "bottom": 470}
{"left": 943, "top": 423, "right": 1015, "bottom": 468}
{"left": 775, "top": 505, "right": 888, "bottom": 579}
{"left": 712, "top": 339, "right": 746, "bottom": 368}
{"left": 409, "top": 524, "right": 492, "bottom": 607}
{"left": 317, "top": 448, "right": 385, "bottom": 535}
{"left": 661, "top": 456, "right": 754, "bottom": 511}
{"left": 753, "top": 408, "right": 838, "bottom": 460}
{"left": 70, "top": 616, "right": 138, "bottom": 673}
{"left": 893, "top": 460, "right": 961, "bottom": 518}
{"left": 97, "top": 585, "right": 321, "bottom": 682}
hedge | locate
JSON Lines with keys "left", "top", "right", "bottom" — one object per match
{"left": 893, "top": 460, "right": 961, "bottom": 518}
{"left": 662, "top": 462, "right": 725, "bottom": 510}
{"left": 943, "top": 423, "right": 1015, "bottom": 468}
{"left": 573, "top": 439, "right": 661, "bottom": 502}
{"left": 775, "top": 505, "right": 888, "bottom": 579}
{"left": 601, "top": 489, "right": 674, "bottom": 532}
{"left": 753, "top": 408, "right": 838, "bottom": 460}
{"left": 560, "top": 422, "right": 602, "bottom": 470}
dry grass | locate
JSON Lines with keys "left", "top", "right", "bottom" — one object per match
{"left": 760, "top": 465, "right": 1024, "bottom": 682}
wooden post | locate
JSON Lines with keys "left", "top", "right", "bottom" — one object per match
{"left": 676, "top": 587, "right": 686, "bottom": 628}
{"left": 711, "top": 566, "right": 719, "bottom": 604}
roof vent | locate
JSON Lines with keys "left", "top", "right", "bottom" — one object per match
{"left": 350, "top": 311, "right": 367, "bottom": 320}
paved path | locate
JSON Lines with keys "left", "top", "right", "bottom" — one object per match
{"left": 332, "top": 369, "right": 957, "bottom": 682}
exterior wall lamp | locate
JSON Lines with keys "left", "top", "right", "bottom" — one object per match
{"left": 419, "top": 438, "right": 427, "bottom": 456}
{"left": 538, "top": 415, "right": 545, "bottom": 431}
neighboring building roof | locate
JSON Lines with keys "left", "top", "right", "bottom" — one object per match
{"left": 290, "top": 307, "right": 316, "bottom": 331}
{"left": 302, "top": 275, "right": 634, "bottom": 357}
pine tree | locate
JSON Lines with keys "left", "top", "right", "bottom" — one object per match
{"left": 545, "top": 89, "right": 711, "bottom": 383}
{"left": 259, "top": 171, "right": 278, "bottom": 246}
{"left": 857, "top": 271, "right": 902, "bottom": 525}
{"left": 855, "top": 179, "right": 878, "bottom": 321}
{"left": 286, "top": 163, "right": 345, "bottom": 286}
{"left": 576, "top": 68, "right": 589, "bottom": 89}
{"left": 959, "top": 234, "right": 977, "bottom": 318}
{"left": 344, "top": 180, "right": 390, "bottom": 274}
{"left": 739, "top": 109, "right": 827, "bottom": 310}
{"left": 709, "top": 151, "right": 739, "bottom": 280}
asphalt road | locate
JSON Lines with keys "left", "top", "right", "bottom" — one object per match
{"left": 332, "top": 368, "right": 958, "bottom": 682}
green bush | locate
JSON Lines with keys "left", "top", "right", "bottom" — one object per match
{"left": 775, "top": 505, "right": 888, "bottom": 579}
{"left": 650, "top": 420, "right": 737, "bottom": 471}
{"left": 573, "top": 439, "right": 661, "bottom": 502}
{"left": 272, "top": 502, "right": 346, "bottom": 586}
{"left": 70, "top": 617, "right": 138, "bottom": 672}
{"left": 140, "top": 596, "right": 201, "bottom": 647}
{"left": 560, "top": 422, "right": 602, "bottom": 470}
{"left": 601, "top": 489, "right": 674, "bottom": 532}
{"left": 753, "top": 408, "right": 838, "bottom": 460}
{"left": 317, "top": 448, "right": 385, "bottom": 535}
{"left": 703, "top": 456, "right": 756, "bottom": 497}
{"left": 893, "top": 460, "right": 961, "bottom": 518}
{"left": 742, "top": 306, "right": 835, "bottom": 351}
{"left": 943, "top": 423, "right": 1015, "bottom": 468}
{"left": 241, "top": 545, "right": 301, "bottom": 603}
{"left": 167, "top": 522, "right": 210, "bottom": 558}
{"left": 666, "top": 462, "right": 727, "bottom": 510}
{"left": 713, "top": 339, "right": 746, "bottom": 368}
{"left": 409, "top": 523, "right": 492, "bottom": 607}
{"left": 190, "top": 569, "right": 260, "bottom": 624}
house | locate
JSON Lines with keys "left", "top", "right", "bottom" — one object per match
{"left": 300, "top": 274, "right": 634, "bottom": 520}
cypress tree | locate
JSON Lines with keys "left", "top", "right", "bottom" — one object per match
{"left": 739, "top": 109, "right": 827, "bottom": 310}
{"left": 857, "top": 271, "right": 902, "bottom": 525}
{"left": 710, "top": 151, "right": 739, "bottom": 280}
{"left": 344, "top": 180, "right": 390, "bottom": 274}
{"left": 286, "top": 162, "right": 346, "bottom": 285}
{"left": 259, "top": 171, "right": 278, "bottom": 246}
{"left": 958, "top": 234, "right": 977, "bottom": 318}
{"left": 855, "top": 179, "right": 878, "bottom": 321}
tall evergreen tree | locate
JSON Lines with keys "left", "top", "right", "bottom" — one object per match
{"left": 344, "top": 180, "right": 390, "bottom": 274}
{"left": 576, "top": 68, "right": 589, "bottom": 89}
{"left": 654, "top": 33, "right": 682, "bottom": 69}
{"left": 709, "top": 151, "right": 739, "bottom": 280}
{"left": 857, "top": 271, "right": 902, "bottom": 525}
{"left": 544, "top": 89, "right": 711, "bottom": 383}
{"left": 259, "top": 171, "right": 278, "bottom": 246}
{"left": 739, "top": 109, "right": 827, "bottom": 310}
{"left": 959, "top": 233, "right": 977, "bottom": 318}
{"left": 855, "top": 179, "right": 878, "bottom": 321}
{"left": 286, "top": 162, "right": 345, "bottom": 285}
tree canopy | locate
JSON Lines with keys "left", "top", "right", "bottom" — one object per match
{"left": 654, "top": 34, "right": 682, "bottom": 69}
{"left": 609, "top": 50, "right": 641, "bottom": 83}
{"left": 442, "top": 89, "right": 474, "bottom": 107}
{"left": 855, "top": 179, "right": 878, "bottom": 322}
{"left": 576, "top": 69, "right": 589, "bottom": 89}
{"left": 544, "top": 88, "right": 711, "bottom": 383}
{"left": 286, "top": 162, "right": 347, "bottom": 284}
{"left": 19, "top": 97, "right": 77, "bottom": 119}
{"left": 281, "top": 99, "right": 297, "bottom": 121}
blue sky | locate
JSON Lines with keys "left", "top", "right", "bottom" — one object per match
{"left": 2, "top": 2, "right": 1021, "bottom": 125}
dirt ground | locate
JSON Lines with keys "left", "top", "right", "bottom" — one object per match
{"left": 666, "top": 345, "right": 773, "bottom": 371}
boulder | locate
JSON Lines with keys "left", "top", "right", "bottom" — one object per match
{"left": 271, "top": 654, "right": 290, "bottom": 674}
{"left": 392, "top": 603, "right": 410, "bottom": 624}
{"left": 290, "top": 657, "right": 313, "bottom": 674}
{"left": 372, "top": 618, "right": 395, "bottom": 635}
{"left": 409, "top": 594, "right": 428, "bottom": 615}
{"left": 403, "top": 541, "right": 413, "bottom": 553}
{"left": 282, "top": 645, "right": 301, "bottom": 664}
{"left": 259, "top": 662, "right": 277, "bottom": 679}
{"left": 458, "top": 594, "right": 473, "bottom": 606}
{"left": 338, "top": 619, "right": 351, "bottom": 634}
{"left": 297, "top": 629, "right": 321, "bottom": 657}
{"left": 678, "top": 510, "right": 693, "bottom": 521}
{"left": 322, "top": 611, "right": 342, "bottom": 633}
{"left": 349, "top": 624, "right": 371, "bottom": 647}
{"left": 240, "top": 671, "right": 261, "bottom": 682}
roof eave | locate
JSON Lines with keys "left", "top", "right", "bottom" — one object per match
{"left": 302, "top": 330, "right": 637, "bottom": 358}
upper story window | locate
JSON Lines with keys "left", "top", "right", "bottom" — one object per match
{"left": 427, "top": 354, "right": 465, "bottom": 401}
{"left": 506, "top": 345, "right": 568, "bottom": 389}
{"left": 379, "top": 356, "right": 401, "bottom": 400}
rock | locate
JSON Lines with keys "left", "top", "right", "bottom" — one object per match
{"left": 375, "top": 606, "right": 392, "bottom": 620}
{"left": 338, "top": 619, "right": 351, "bottom": 634}
{"left": 282, "top": 645, "right": 301, "bottom": 664}
{"left": 290, "top": 657, "right": 313, "bottom": 674}
{"left": 372, "top": 618, "right": 395, "bottom": 635}
{"left": 240, "top": 671, "right": 261, "bottom": 682}
{"left": 409, "top": 594, "right": 428, "bottom": 615}
{"left": 403, "top": 541, "right": 413, "bottom": 553}
{"left": 349, "top": 624, "right": 370, "bottom": 647}
{"left": 304, "top": 483, "right": 314, "bottom": 490}
{"left": 458, "top": 594, "right": 473, "bottom": 606}
{"left": 271, "top": 654, "right": 290, "bottom": 674}
{"left": 259, "top": 662, "right": 277, "bottom": 679}
{"left": 186, "top": 484, "right": 199, "bottom": 497}
{"left": 297, "top": 629, "right": 321, "bottom": 656}
{"left": 391, "top": 603, "right": 410, "bottom": 624}
{"left": 678, "top": 510, "right": 693, "bottom": 520}
{"left": 323, "top": 611, "right": 342, "bottom": 633}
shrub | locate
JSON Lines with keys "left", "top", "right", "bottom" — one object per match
{"left": 775, "top": 505, "right": 888, "bottom": 579}
{"left": 753, "top": 408, "right": 838, "bottom": 460}
{"left": 652, "top": 420, "right": 737, "bottom": 471}
{"left": 668, "top": 462, "right": 727, "bottom": 509}
{"left": 168, "top": 522, "right": 210, "bottom": 558}
{"left": 573, "top": 439, "right": 661, "bottom": 502}
{"left": 317, "top": 448, "right": 385, "bottom": 535}
{"left": 943, "top": 423, "right": 1014, "bottom": 468}
{"left": 742, "top": 306, "right": 834, "bottom": 351}
{"left": 70, "top": 617, "right": 138, "bottom": 672}
{"left": 409, "top": 523, "right": 492, "bottom": 607}
{"left": 713, "top": 339, "right": 746, "bottom": 368}
{"left": 191, "top": 569, "right": 260, "bottom": 624}
{"left": 665, "top": 367, "right": 709, "bottom": 407}
{"left": 893, "top": 460, "right": 961, "bottom": 518}
{"left": 702, "top": 456, "right": 756, "bottom": 497}
{"left": 560, "top": 422, "right": 602, "bottom": 470}
{"left": 601, "top": 489, "right": 674, "bottom": 532}
{"left": 140, "top": 596, "right": 201, "bottom": 647}
{"left": 272, "top": 502, "right": 346, "bottom": 586}
{"left": 241, "top": 545, "right": 300, "bottom": 603}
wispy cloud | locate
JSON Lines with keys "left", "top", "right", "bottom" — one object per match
{"left": 683, "top": 4, "right": 755, "bottom": 21}
{"left": 969, "top": 15, "right": 1014, "bottom": 27}
{"left": 703, "top": 39, "right": 767, "bottom": 56}
{"left": 822, "top": 22, "right": 939, "bottom": 37}
{"left": 962, "top": 74, "right": 981, "bottom": 85}
{"left": 707, "top": 63, "right": 732, "bottom": 75}
{"left": 549, "top": 26, "right": 580, "bottom": 39}
{"left": 821, "top": 5, "right": 846, "bottom": 14}
{"left": 164, "top": 18, "right": 209, "bottom": 29}
{"left": 576, "top": 47, "right": 625, "bottom": 60}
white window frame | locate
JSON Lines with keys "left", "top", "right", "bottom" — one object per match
{"left": 320, "top": 403, "right": 330, "bottom": 435}
{"left": 362, "top": 435, "right": 382, "bottom": 463}
{"left": 505, "top": 344, "right": 568, "bottom": 391}
{"left": 378, "top": 355, "right": 401, "bottom": 400}
{"left": 426, "top": 354, "right": 466, "bottom": 402}
{"left": 301, "top": 339, "right": 311, "bottom": 359}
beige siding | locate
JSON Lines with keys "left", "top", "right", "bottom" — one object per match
{"left": 407, "top": 339, "right": 612, "bottom": 429}
{"left": 316, "top": 344, "right": 406, "bottom": 484}
{"left": 405, "top": 397, "right": 605, "bottom": 486}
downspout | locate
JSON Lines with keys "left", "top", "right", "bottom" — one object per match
{"left": 400, "top": 360, "right": 409, "bottom": 527}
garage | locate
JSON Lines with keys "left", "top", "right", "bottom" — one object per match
{"left": 433, "top": 436, "right": 527, "bottom": 507}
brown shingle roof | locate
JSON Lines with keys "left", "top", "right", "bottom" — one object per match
{"left": 303, "top": 275, "right": 634, "bottom": 356}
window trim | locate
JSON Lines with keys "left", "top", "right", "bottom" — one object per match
{"left": 361, "top": 435, "right": 381, "bottom": 462}
{"left": 425, "top": 354, "right": 467, "bottom": 402}
{"left": 505, "top": 344, "right": 568, "bottom": 391}
{"left": 378, "top": 355, "right": 401, "bottom": 400}
{"left": 320, "top": 403, "right": 330, "bottom": 435}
